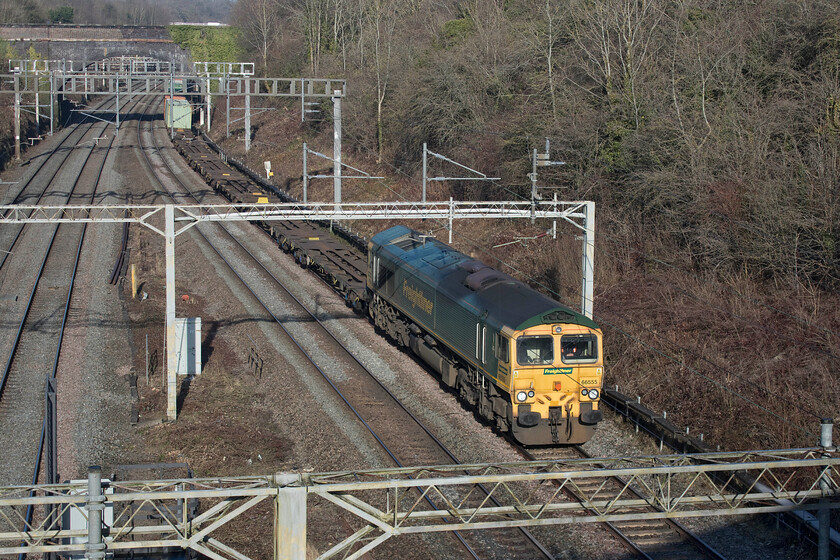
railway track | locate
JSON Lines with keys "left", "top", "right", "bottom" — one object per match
{"left": 0, "top": 94, "right": 149, "bottom": 560}
{"left": 0, "top": 98, "right": 132, "bottom": 487}
{"left": 524, "top": 446, "right": 726, "bottom": 560}
{"left": 0, "top": 103, "right": 112, "bottom": 274}
{"left": 137, "top": 96, "right": 559, "bottom": 560}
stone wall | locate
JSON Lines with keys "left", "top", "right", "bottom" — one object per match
{"left": 0, "top": 25, "right": 171, "bottom": 41}
{"left": 0, "top": 25, "right": 189, "bottom": 65}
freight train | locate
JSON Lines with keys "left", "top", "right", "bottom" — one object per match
{"left": 367, "top": 226, "right": 604, "bottom": 445}
{"left": 173, "top": 132, "right": 605, "bottom": 445}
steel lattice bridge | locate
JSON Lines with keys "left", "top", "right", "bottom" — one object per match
{"left": 0, "top": 449, "right": 837, "bottom": 560}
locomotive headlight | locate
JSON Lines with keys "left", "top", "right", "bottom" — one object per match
{"left": 516, "top": 391, "right": 528, "bottom": 402}
{"left": 527, "top": 390, "right": 535, "bottom": 398}
{"left": 588, "top": 389, "right": 600, "bottom": 400}
{"left": 581, "top": 388, "right": 589, "bottom": 397}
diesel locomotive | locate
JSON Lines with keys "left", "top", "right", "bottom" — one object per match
{"left": 367, "top": 225, "right": 604, "bottom": 445}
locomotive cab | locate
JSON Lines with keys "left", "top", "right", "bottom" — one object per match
{"left": 509, "top": 324, "right": 604, "bottom": 445}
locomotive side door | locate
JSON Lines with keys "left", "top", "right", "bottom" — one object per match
{"left": 371, "top": 250, "right": 397, "bottom": 297}
{"left": 475, "top": 312, "right": 489, "bottom": 370}
{"left": 494, "top": 331, "right": 511, "bottom": 388}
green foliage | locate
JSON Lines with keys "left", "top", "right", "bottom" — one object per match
{"left": 48, "top": 6, "right": 74, "bottom": 23}
{"left": 0, "top": 40, "right": 18, "bottom": 62}
{"left": 168, "top": 25, "right": 243, "bottom": 62}
{"left": 439, "top": 18, "right": 475, "bottom": 47}
{"left": 680, "top": 7, "right": 712, "bottom": 33}
{"left": 598, "top": 119, "right": 633, "bottom": 173}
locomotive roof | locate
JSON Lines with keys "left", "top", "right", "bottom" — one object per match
{"left": 371, "top": 226, "right": 599, "bottom": 331}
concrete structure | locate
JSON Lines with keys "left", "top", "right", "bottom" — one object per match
{"left": 0, "top": 25, "right": 189, "bottom": 65}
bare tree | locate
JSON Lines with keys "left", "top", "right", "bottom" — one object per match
{"left": 233, "top": 0, "right": 283, "bottom": 72}
{"left": 303, "top": 0, "right": 329, "bottom": 74}
{"left": 524, "top": 0, "right": 562, "bottom": 123}
{"left": 669, "top": 19, "right": 738, "bottom": 169}
{"left": 567, "top": 0, "right": 665, "bottom": 127}
{"left": 365, "top": 0, "right": 399, "bottom": 162}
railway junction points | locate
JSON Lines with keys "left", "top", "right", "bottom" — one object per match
{"left": 0, "top": 53, "right": 836, "bottom": 560}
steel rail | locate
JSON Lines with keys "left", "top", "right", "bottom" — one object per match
{"left": 522, "top": 444, "right": 728, "bottom": 560}
{"left": 9, "top": 93, "right": 145, "bottom": 560}
{"left": 0, "top": 97, "right": 114, "bottom": 274}
{"left": 0, "top": 101, "right": 121, "bottom": 404}
{"left": 19, "top": 122, "right": 121, "bottom": 560}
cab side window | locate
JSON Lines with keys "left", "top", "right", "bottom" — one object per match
{"left": 494, "top": 333, "right": 509, "bottom": 363}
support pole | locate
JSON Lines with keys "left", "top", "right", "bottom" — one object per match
{"left": 302, "top": 143, "right": 308, "bottom": 204}
{"left": 332, "top": 90, "right": 342, "bottom": 208}
{"left": 115, "top": 74, "right": 120, "bottom": 134}
{"left": 169, "top": 71, "right": 174, "bottom": 140}
{"left": 206, "top": 76, "right": 211, "bottom": 133}
{"left": 85, "top": 467, "right": 105, "bottom": 560}
{"left": 449, "top": 197, "right": 454, "bottom": 244}
{"left": 530, "top": 148, "right": 537, "bottom": 223}
{"left": 49, "top": 72, "right": 54, "bottom": 136}
{"left": 34, "top": 71, "right": 39, "bottom": 128}
{"left": 245, "top": 78, "right": 251, "bottom": 152}
{"left": 819, "top": 418, "right": 835, "bottom": 560}
{"left": 422, "top": 142, "right": 427, "bottom": 204}
{"left": 275, "top": 474, "right": 306, "bottom": 560}
{"left": 581, "top": 201, "right": 595, "bottom": 319}
{"left": 225, "top": 74, "right": 230, "bottom": 139}
{"left": 165, "top": 205, "right": 177, "bottom": 421}
{"left": 14, "top": 70, "right": 20, "bottom": 160}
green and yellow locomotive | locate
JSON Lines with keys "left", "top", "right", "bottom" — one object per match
{"left": 367, "top": 226, "right": 604, "bottom": 445}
